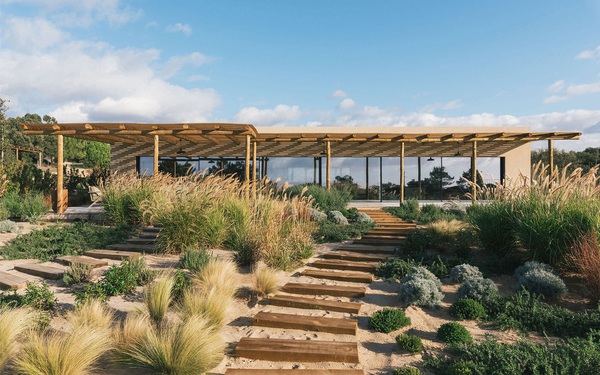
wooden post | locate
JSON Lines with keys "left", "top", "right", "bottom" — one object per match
{"left": 379, "top": 156, "right": 383, "bottom": 202}
{"left": 326, "top": 141, "right": 331, "bottom": 191}
{"left": 245, "top": 135, "right": 251, "bottom": 199}
{"left": 417, "top": 156, "right": 422, "bottom": 200}
{"left": 15, "top": 149, "right": 19, "bottom": 160}
{"left": 471, "top": 141, "right": 478, "bottom": 203}
{"left": 252, "top": 141, "right": 257, "bottom": 198}
{"left": 38, "top": 151, "right": 42, "bottom": 168}
{"left": 548, "top": 139, "right": 554, "bottom": 174}
{"left": 153, "top": 135, "right": 159, "bottom": 175}
{"left": 399, "top": 143, "right": 405, "bottom": 203}
{"left": 365, "top": 157, "right": 369, "bottom": 200}
{"left": 56, "top": 135, "right": 65, "bottom": 213}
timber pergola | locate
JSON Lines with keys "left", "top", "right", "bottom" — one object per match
{"left": 7, "top": 145, "right": 43, "bottom": 167}
{"left": 22, "top": 122, "right": 581, "bottom": 213}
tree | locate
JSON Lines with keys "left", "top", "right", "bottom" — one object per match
{"left": 421, "top": 166, "right": 454, "bottom": 199}
{"left": 458, "top": 168, "right": 484, "bottom": 190}
{"left": 531, "top": 147, "right": 600, "bottom": 173}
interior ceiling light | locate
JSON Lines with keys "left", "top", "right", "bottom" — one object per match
{"left": 427, "top": 157, "right": 435, "bottom": 162}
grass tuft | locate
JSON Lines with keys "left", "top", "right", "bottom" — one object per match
{"left": 144, "top": 274, "right": 175, "bottom": 326}
{"left": 193, "top": 257, "right": 240, "bottom": 299}
{"left": 66, "top": 299, "right": 114, "bottom": 331}
{"left": 179, "top": 287, "right": 231, "bottom": 328}
{"left": 0, "top": 307, "right": 37, "bottom": 369}
{"left": 252, "top": 265, "right": 281, "bottom": 296}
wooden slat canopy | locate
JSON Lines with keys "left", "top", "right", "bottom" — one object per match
{"left": 21, "top": 123, "right": 581, "bottom": 158}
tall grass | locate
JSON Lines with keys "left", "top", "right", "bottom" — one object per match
{"left": 253, "top": 265, "right": 281, "bottom": 296}
{"left": 285, "top": 184, "right": 352, "bottom": 211}
{"left": 66, "top": 300, "right": 114, "bottom": 331}
{"left": 193, "top": 257, "right": 240, "bottom": 300}
{"left": 468, "top": 163, "right": 600, "bottom": 268}
{"left": 0, "top": 307, "right": 36, "bottom": 369}
{"left": 180, "top": 287, "right": 230, "bottom": 328}
{"left": 144, "top": 274, "right": 175, "bottom": 327}
{"left": 569, "top": 231, "right": 600, "bottom": 301}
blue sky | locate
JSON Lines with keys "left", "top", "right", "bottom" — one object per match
{"left": 1, "top": 0, "right": 600, "bottom": 153}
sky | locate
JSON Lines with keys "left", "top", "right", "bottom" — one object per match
{"left": 1, "top": 0, "right": 600, "bottom": 159}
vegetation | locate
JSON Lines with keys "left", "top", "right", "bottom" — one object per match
{"left": 513, "top": 260, "right": 557, "bottom": 279}
{"left": 369, "top": 308, "right": 411, "bottom": 333}
{"left": 449, "top": 299, "right": 486, "bottom": 321}
{"left": 437, "top": 322, "right": 473, "bottom": 345}
{"left": 313, "top": 220, "right": 375, "bottom": 243}
{"left": 385, "top": 199, "right": 466, "bottom": 225}
{"left": 144, "top": 275, "right": 175, "bottom": 327}
{"left": 0, "top": 307, "right": 36, "bottom": 369}
{"left": 456, "top": 278, "right": 499, "bottom": 302}
{"left": 532, "top": 146, "right": 600, "bottom": 172}
{"left": 394, "top": 367, "right": 422, "bottom": 375}
{"left": 0, "top": 222, "right": 131, "bottom": 261}
{"left": 62, "top": 262, "right": 92, "bottom": 286}
{"left": 399, "top": 277, "right": 444, "bottom": 308}
{"left": 179, "top": 247, "right": 211, "bottom": 272}
{"left": 66, "top": 300, "right": 114, "bottom": 331}
{"left": 396, "top": 333, "right": 423, "bottom": 353}
{"left": 516, "top": 268, "right": 567, "bottom": 298}
{"left": 252, "top": 265, "right": 281, "bottom": 296}
{"left": 286, "top": 183, "right": 353, "bottom": 211}
{"left": 450, "top": 264, "right": 483, "bottom": 283}
{"left": 21, "top": 282, "right": 56, "bottom": 311}
{"left": 569, "top": 231, "right": 600, "bottom": 301}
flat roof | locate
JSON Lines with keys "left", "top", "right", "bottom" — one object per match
{"left": 22, "top": 123, "right": 581, "bottom": 158}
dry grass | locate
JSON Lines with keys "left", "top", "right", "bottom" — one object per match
{"left": 117, "top": 314, "right": 224, "bottom": 374}
{"left": 179, "top": 286, "right": 231, "bottom": 328}
{"left": 14, "top": 326, "right": 111, "bottom": 375}
{"left": 114, "top": 313, "right": 150, "bottom": 348}
{"left": 193, "top": 257, "right": 240, "bottom": 299}
{"left": 0, "top": 307, "right": 37, "bottom": 369}
{"left": 252, "top": 265, "right": 281, "bottom": 296}
{"left": 569, "top": 231, "right": 600, "bottom": 301}
{"left": 427, "top": 219, "right": 469, "bottom": 238}
{"left": 144, "top": 274, "right": 175, "bottom": 326}
{"left": 66, "top": 300, "right": 114, "bottom": 331}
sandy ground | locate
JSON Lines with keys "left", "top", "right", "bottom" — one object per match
{"left": 0, "top": 238, "right": 583, "bottom": 374}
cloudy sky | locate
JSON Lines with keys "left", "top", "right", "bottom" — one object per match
{"left": 1, "top": 0, "right": 600, "bottom": 152}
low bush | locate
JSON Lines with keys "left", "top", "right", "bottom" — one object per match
{"left": 437, "top": 322, "right": 473, "bottom": 345}
{"left": 386, "top": 202, "right": 465, "bottom": 225}
{"left": 0, "top": 222, "right": 132, "bottom": 261}
{"left": 456, "top": 278, "right": 498, "bottom": 302}
{"left": 313, "top": 220, "right": 375, "bottom": 243}
{"left": 0, "top": 220, "right": 17, "bottom": 233}
{"left": 354, "top": 212, "right": 374, "bottom": 223}
{"left": 63, "top": 262, "right": 92, "bottom": 286}
{"left": 399, "top": 278, "right": 444, "bottom": 308}
{"left": 394, "top": 367, "right": 422, "bottom": 375}
{"left": 449, "top": 298, "right": 486, "bottom": 320}
{"left": 22, "top": 282, "right": 56, "bottom": 311}
{"left": 286, "top": 184, "right": 352, "bottom": 212}
{"left": 20, "top": 191, "right": 49, "bottom": 223}
{"left": 514, "top": 260, "right": 556, "bottom": 279}
{"left": 0, "top": 307, "right": 37, "bottom": 369}
{"left": 327, "top": 210, "right": 349, "bottom": 225}
{"left": 171, "top": 269, "right": 191, "bottom": 303}
{"left": 425, "top": 331, "right": 600, "bottom": 375}
{"left": 252, "top": 265, "right": 280, "bottom": 296}
{"left": 375, "top": 257, "right": 420, "bottom": 280}
{"left": 450, "top": 264, "right": 482, "bottom": 283}
{"left": 516, "top": 268, "right": 567, "bottom": 298}
{"left": 74, "top": 282, "right": 108, "bottom": 305}
{"left": 309, "top": 208, "right": 327, "bottom": 222}
{"left": 179, "top": 248, "right": 211, "bottom": 272}
{"left": 369, "top": 308, "right": 411, "bottom": 333}
{"left": 401, "top": 266, "right": 443, "bottom": 290}
{"left": 396, "top": 333, "right": 423, "bottom": 353}
{"left": 102, "top": 258, "right": 156, "bottom": 296}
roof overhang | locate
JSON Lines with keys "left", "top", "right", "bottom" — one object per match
{"left": 21, "top": 123, "right": 582, "bottom": 158}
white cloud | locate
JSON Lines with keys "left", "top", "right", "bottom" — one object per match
{"left": 1, "top": 17, "right": 68, "bottom": 50}
{"left": 547, "top": 80, "right": 565, "bottom": 93}
{"left": 565, "top": 81, "right": 600, "bottom": 96}
{"left": 233, "top": 104, "right": 302, "bottom": 126}
{"left": 331, "top": 90, "right": 347, "bottom": 99}
{"left": 337, "top": 98, "right": 356, "bottom": 110}
{"left": 544, "top": 95, "right": 567, "bottom": 104}
{"left": 419, "top": 99, "right": 463, "bottom": 113}
{"left": 576, "top": 45, "right": 600, "bottom": 60}
{"left": 160, "top": 52, "right": 213, "bottom": 79}
{"left": 166, "top": 23, "right": 192, "bottom": 36}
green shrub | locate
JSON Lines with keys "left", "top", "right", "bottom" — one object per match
{"left": 20, "top": 192, "right": 49, "bottom": 223}
{"left": 354, "top": 212, "right": 373, "bottom": 223}
{"left": 437, "top": 322, "right": 473, "bottom": 345}
{"left": 74, "top": 283, "right": 108, "bottom": 305}
{"left": 385, "top": 199, "right": 420, "bottom": 221}
{"left": 0, "top": 220, "right": 17, "bottom": 233}
{"left": 100, "top": 258, "right": 156, "bottom": 296}
{"left": 456, "top": 278, "right": 498, "bottom": 302}
{"left": 309, "top": 208, "right": 327, "bottom": 222}
{"left": 394, "top": 367, "right": 422, "bottom": 375}
{"left": 396, "top": 333, "right": 423, "bottom": 353}
{"left": 313, "top": 221, "right": 375, "bottom": 243}
{"left": 513, "top": 260, "right": 556, "bottom": 279}
{"left": 450, "top": 264, "right": 482, "bottom": 283}
{"left": 63, "top": 263, "right": 92, "bottom": 286}
{"left": 0, "top": 290, "right": 23, "bottom": 308}
{"left": 375, "top": 257, "right": 420, "bottom": 280}
{"left": 401, "top": 266, "right": 443, "bottom": 289}
{"left": 22, "top": 282, "right": 55, "bottom": 311}
{"left": 516, "top": 269, "right": 567, "bottom": 298}
{"left": 0, "top": 222, "right": 132, "bottom": 261}
{"left": 1, "top": 190, "right": 23, "bottom": 219}
{"left": 286, "top": 184, "right": 352, "bottom": 212}
{"left": 0, "top": 203, "right": 9, "bottom": 221}
{"left": 449, "top": 298, "right": 486, "bottom": 320}
{"left": 399, "top": 278, "right": 444, "bottom": 308}
{"left": 179, "top": 248, "right": 211, "bottom": 273}
{"left": 369, "top": 308, "right": 411, "bottom": 333}
{"left": 327, "top": 210, "right": 348, "bottom": 225}
{"left": 171, "top": 269, "right": 191, "bottom": 303}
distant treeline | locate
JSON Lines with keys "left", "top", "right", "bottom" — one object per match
{"left": 532, "top": 147, "right": 600, "bottom": 172}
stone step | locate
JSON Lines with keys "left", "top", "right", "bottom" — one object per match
{"left": 14, "top": 263, "right": 65, "bottom": 280}
{"left": 335, "top": 245, "right": 396, "bottom": 255}
{"left": 126, "top": 237, "right": 157, "bottom": 245}
{"left": 106, "top": 243, "right": 158, "bottom": 253}
{"left": 0, "top": 271, "right": 28, "bottom": 290}
{"left": 226, "top": 370, "right": 364, "bottom": 375}
{"left": 281, "top": 283, "right": 365, "bottom": 298}
{"left": 235, "top": 338, "right": 359, "bottom": 363}
{"left": 269, "top": 294, "right": 361, "bottom": 314}
{"left": 322, "top": 251, "right": 387, "bottom": 262}
{"left": 83, "top": 249, "right": 141, "bottom": 260}
{"left": 253, "top": 311, "right": 357, "bottom": 335}
{"left": 55, "top": 255, "right": 108, "bottom": 269}
{"left": 301, "top": 269, "right": 373, "bottom": 284}
{"left": 310, "top": 259, "right": 376, "bottom": 273}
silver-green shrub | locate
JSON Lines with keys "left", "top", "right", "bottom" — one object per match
{"left": 516, "top": 268, "right": 567, "bottom": 298}
{"left": 514, "top": 261, "right": 556, "bottom": 279}
{"left": 327, "top": 210, "right": 349, "bottom": 225}
{"left": 401, "top": 266, "right": 442, "bottom": 290}
{"left": 450, "top": 264, "right": 483, "bottom": 283}
{"left": 309, "top": 208, "right": 327, "bottom": 222}
{"left": 456, "top": 278, "right": 498, "bottom": 302}
{"left": 399, "top": 278, "right": 444, "bottom": 308}
{"left": 0, "top": 220, "right": 17, "bottom": 233}
{"left": 354, "top": 212, "right": 374, "bottom": 223}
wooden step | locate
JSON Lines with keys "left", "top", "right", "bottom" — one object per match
{"left": 323, "top": 251, "right": 387, "bottom": 262}
{"left": 335, "top": 245, "right": 396, "bottom": 255}
{"left": 83, "top": 249, "right": 141, "bottom": 260}
{"left": 0, "top": 271, "right": 28, "bottom": 290}
{"left": 269, "top": 294, "right": 361, "bottom": 314}
{"left": 352, "top": 239, "right": 404, "bottom": 246}
{"left": 253, "top": 311, "right": 357, "bottom": 335}
{"left": 126, "top": 237, "right": 157, "bottom": 245}
{"left": 361, "top": 234, "right": 407, "bottom": 240}
{"left": 55, "top": 255, "right": 108, "bottom": 269}
{"left": 106, "top": 243, "right": 158, "bottom": 253}
{"left": 281, "top": 283, "right": 365, "bottom": 298}
{"left": 301, "top": 269, "right": 373, "bottom": 284}
{"left": 310, "top": 259, "right": 375, "bottom": 273}
{"left": 14, "top": 263, "right": 64, "bottom": 280}
{"left": 141, "top": 227, "right": 161, "bottom": 233}
{"left": 138, "top": 233, "right": 159, "bottom": 239}
{"left": 226, "top": 370, "right": 364, "bottom": 375}
{"left": 235, "top": 338, "right": 359, "bottom": 363}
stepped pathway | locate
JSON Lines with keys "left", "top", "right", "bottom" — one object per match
{"left": 226, "top": 208, "right": 416, "bottom": 374}
{"left": 0, "top": 226, "right": 161, "bottom": 290}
